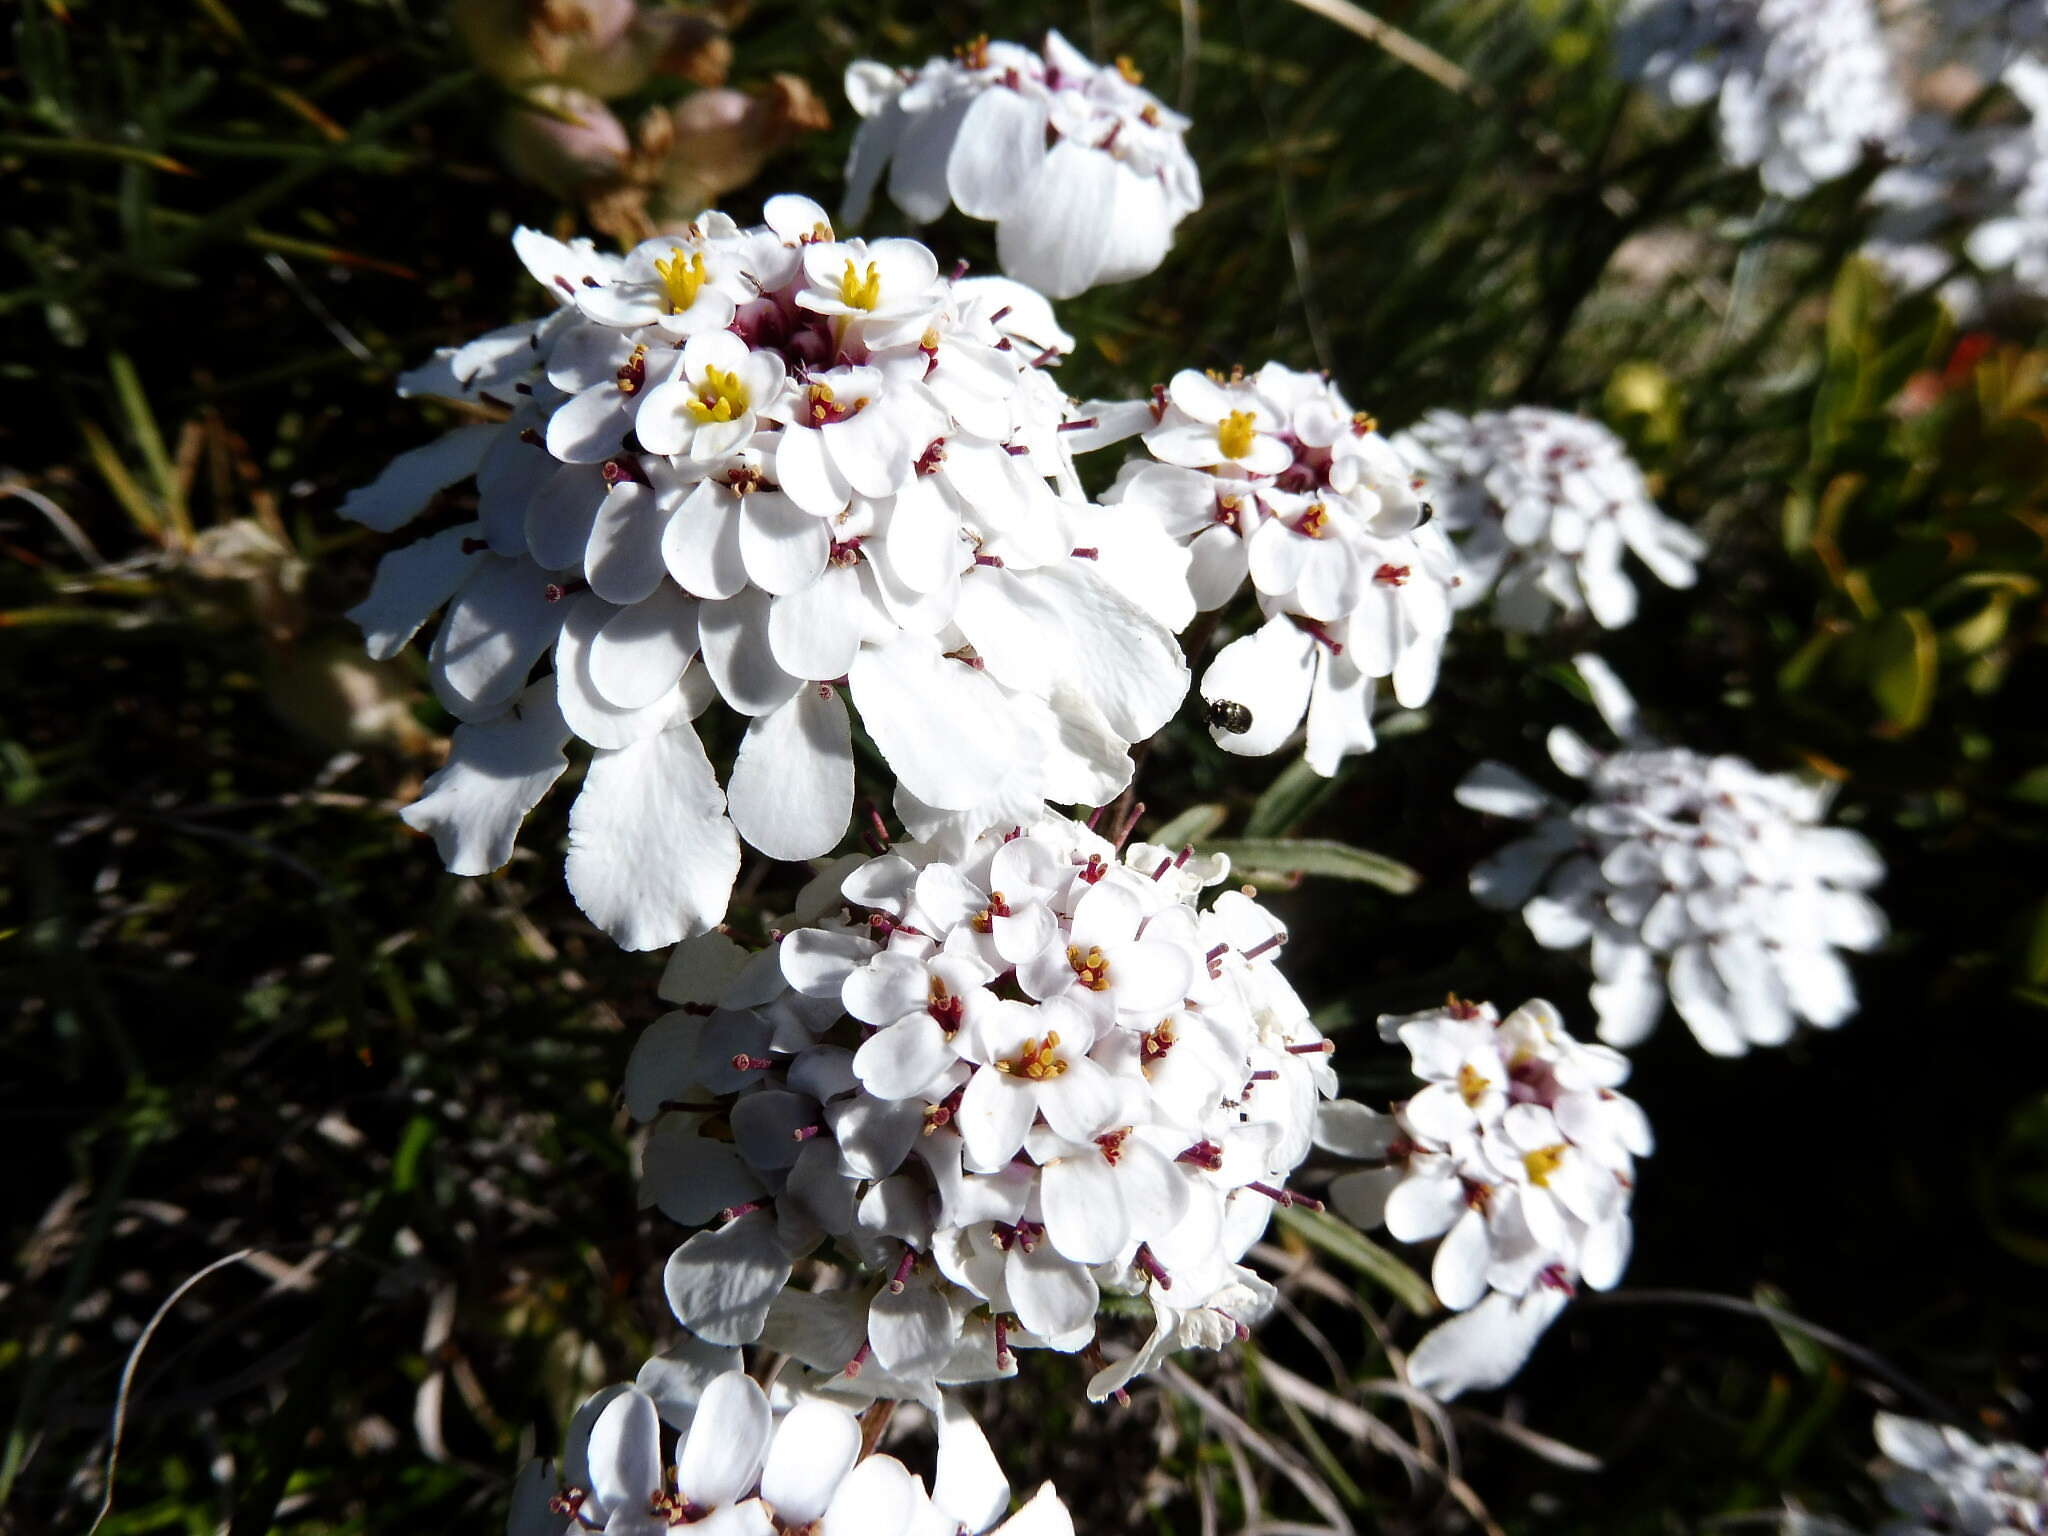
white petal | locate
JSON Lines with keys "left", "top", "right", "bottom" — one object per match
{"left": 348, "top": 522, "right": 487, "bottom": 661}
{"left": 1407, "top": 1288, "right": 1569, "bottom": 1400}
{"left": 768, "top": 567, "right": 868, "bottom": 681}
{"left": 340, "top": 423, "right": 496, "bottom": 531}
{"left": 1667, "top": 940, "right": 1746, "bottom": 1057}
{"left": 1432, "top": 1207, "right": 1492, "bottom": 1310}
{"left": 636, "top": 1336, "right": 746, "bottom": 1431}
{"left": 933, "top": 1395, "right": 1010, "bottom": 1535}
{"left": 1455, "top": 762, "right": 1552, "bottom": 820}
{"left": 678, "top": 1371, "right": 771, "bottom": 1508}
{"left": 587, "top": 1389, "right": 663, "bottom": 1518}
{"left": 663, "top": 482, "right": 748, "bottom": 601}
{"left": 738, "top": 491, "right": 831, "bottom": 596}
{"left": 727, "top": 684, "right": 853, "bottom": 860}
{"left": 761, "top": 1398, "right": 860, "bottom": 1526}
{"left": 1199, "top": 620, "right": 1315, "bottom": 757}
{"left": 870, "top": 1281, "right": 958, "bottom": 1375}
{"left": 995, "top": 142, "right": 1117, "bottom": 300}
{"left": 957, "top": 1068, "right": 1036, "bottom": 1170}
{"left": 849, "top": 634, "right": 1021, "bottom": 811}
{"left": 565, "top": 721, "right": 740, "bottom": 950}
{"left": 400, "top": 678, "right": 568, "bottom": 875}
{"left": 1041, "top": 1152, "right": 1128, "bottom": 1264}
{"left": 525, "top": 461, "right": 607, "bottom": 572}
{"left": 1005, "top": 1237, "right": 1098, "bottom": 1339}
{"left": 947, "top": 87, "right": 1048, "bottom": 219}
{"left": 588, "top": 482, "right": 671, "bottom": 606}
{"left": 701, "top": 587, "right": 805, "bottom": 715}
{"left": 662, "top": 1212, "right": 793, "bottom": 1346}
{"left": 590, "top": 583, "right": 700, "bottom": 709}
{"left": 430, "top": 556, "right": 563, "bottom": 721}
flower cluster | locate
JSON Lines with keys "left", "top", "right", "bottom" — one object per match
{"left": 343, "top": 203, "right": 1188, "bottom": 950}
{"left": 1865, "top": 59, "right": 2048, "bottom": 314}
{"left": 1078, "top": 362, "right": 1456, "bottom": 772}
{"left": 626, "top": 811, "right": 1335, "bottom": 1403}
{"left": 1391, "top": 406, "right": 1703, "bottom": 634}
{"left": 1322, "top": 997, "right": 1650, "bottom": 1400}
{"left": 842, "top": 31, "right": 1201, "bottom": 299}
{"left": 511, "top": 1368, "right": 1073, "bottom": 1536}
{"left": 1457, "top": 657, "right": 1887, "bottom": 1056}
{"left": 1874, "top": 1412, "right": 2048, "bottom": 1536}
{"left": 1616, "top": 0, "right": 1906, "bottom": 197}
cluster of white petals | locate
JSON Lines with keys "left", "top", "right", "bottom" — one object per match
{"left": 625, "top": 811, "right": 1336, "bottom": 1404}
{"left": 1321, "top": 997, "right": 1650, "bottom": 1401}
{"left": 1392, "top": 407, "right": 1703, "bottom": 634}
{"left": 843, "top": 31, "right": 1201, "bottom": 299}
{"left": 511, "top": 1367, "right": 1072, "bottom": 1536}
{"left": 1075, "top": 362, "right": 1455, "bottom": 773}
{"left": 1874, "top": 1412, "right": 2048, "bottom": 1536}
{"left": 1456, "top": 657, "right": 1887, "bottom": 1057}
{"left": 1616, "top": 0, "right": 1907, "bottom": 197}
{"left": 344, "top": 204, "right": 1187, "bottom": 950}
{"left": 1865, "top": 59, "right": 2048, "bottom": 313}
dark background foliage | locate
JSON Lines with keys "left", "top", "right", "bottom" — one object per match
{"left": 4, "top": 0, "right": 2046, "bottom": 1532}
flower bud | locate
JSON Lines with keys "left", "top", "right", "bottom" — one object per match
{"left": 499, "top": 84, "right": 631, "bottom": 199}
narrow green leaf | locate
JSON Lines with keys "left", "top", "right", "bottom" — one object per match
{"left": 1277, "top": 1204, "right": 1436, "bottom": 1314}
{"left": 1148, "top": 803, "right": 1226, "bottom": 849}
{"left": 1201, "top": 838, "right": 1421, "bottom": 893}
{"left": 1244, "top": 756, "right": 1337, "bottom": 837}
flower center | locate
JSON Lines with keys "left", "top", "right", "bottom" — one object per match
{"left": 615, "top": 344, "right": 648, "bottom": 396}
{"left": 1374, "top": 563, "right": 1411, "bottom": 586}
{"left": 1351, "top": 409, "right": 1379, "bottom": 436}
{"left": 955, "top": 34, "right": 990, "bottom": 70}
{"left": 686, "top": 364, "right": 749, "bottom": 424}
{"left": 1115, "top": 55, "right": 1144, "bottom": 84}
{"left": 970, "top": 891, "right": 1011, "bottom": 933}
{"left": 1522, "top": 1143, "right": 1569, "bottom": 1187}
{"left": 655, "top": 249, "right": 708, "bottom": 314}
{"left": 994, "top": 1032, "right": 1068, "bottom": 1080}
{"left": 1456, "top": 1062, "right": 1491, "bottom": 1107}
{"left": 1095, "top": 1126, "right": 1131, "bottom": 1163}
{"left": 839, "top": 258, "right": 885, "bottom": 311}
{"left": 806, "top": 382, "right": 867, "bottom": 425}
{"left": 1141, "top": 1018, "right": 1176, "bottom": 1066}
{"left": 1296, "top": 502, "right": 1329, "bottom": 539}
{"left": 927, "top": 976, "right": 965, "bottom": 1033}
{"left": 1216, "top": 410, "right": 1258, "bottom": 461}
{"left": 1066, "top": 945, "right": 1112, "bottom": 991}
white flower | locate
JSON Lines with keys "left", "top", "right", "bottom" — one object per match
{"left": 1392, "top": 406, "right": 1703, "bottom": 634}
{"left": 1324, "top": 996, "right": 1650, "bottom": 1401}
{"left": 1875, "top": 1412, "right": 2048, "bottom": 1536}
{"left": 1616, "top": 0, "right": 1907, "bottom": 197}
{"left": 515, "top": 1372, "right": 1076, "bottom": 1536}
{"left": 629, "top": 811, "right": 1327, "bottom": 1400}
{"left": 1863, "top": 61, "right": 2048, "bottom": 314}
{"left": 344, "top": 198, "right": 1188, "bottom": 951}
{"left": 1079, "top": 361, "right": 1456, "bottom": 774}
{"left": 842, "top": 31, "right": 1201, "bottom": 298}
{"left": 1456, "top": 654, "right": 1888, "bottom": 1057}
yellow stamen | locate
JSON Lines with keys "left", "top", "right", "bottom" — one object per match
{"left": 1115, "top": 55, "right": 1144, "bottom": 84}
{"left": 956, "top": 34, "right": 990, "bottom": 70}
{"left": 1522, "top": 1144, "right": 1569, "bottom": 1187}
{"left": 995, "top": 1032, "right": 1068, "bottom": 1080}
{"left": 654, "top": 249, "right": 708, "bottom": 315}
{"left": 1216, "top": 410, "right": 1258, "bottom": 461}
{"left": 1352, "top": 409, "right": 1380, "bottom": 435}
{"left": 685, "top": 364, "right": 748, "bottom": 424}
{"left": 1140, "top": 104, "right": 1162, "bottom": 127}
{"left": 1297, "top": 503, "right": 1329, "bottom": 539}
{"left": 1456, "top": 1062, "right": 1491, "bottom": 1107}
{"left": 1066, "top": 945, "right": 1112, "bottom": 992}
{"left": 840, "top": 258, "right": 884, "bottom": 311}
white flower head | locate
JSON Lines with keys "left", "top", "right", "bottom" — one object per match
{"left": 841, "top": 31, "right": 1202, "bottom": 298}
{"left": 1391, "top": 406, "right": 1703, "bottom": 635}
{"left": 514, "top": 1371, "right": 1076, "bottom": 1536}
{"left": 1874, "top": 1412, "right": 2048, "bottom": 1536}
{"left": 1616, "top": 0, "right": 1907, "bottom": 197}
{"left": 1456, "top": 655, "right": 1889, "bottom": 1057}
{"left": 628, "top": 810, "right": 1333, "bottom": 1401}
{"left": 1323, "top": 995, "right": 1650, "bottom": 1401}
{"left": 344, "top": 203, "right": 1189, "bottom": 952}
{"left": 1076, "top": 361, "right": 1456, "bottom": 775}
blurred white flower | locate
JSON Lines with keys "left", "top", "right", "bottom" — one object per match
{"left": 1323, "top": 996, "right": 1650, "bottom": 1400}
{"left": 1078, "top": 362, "right": 1455, "bottom": 773}
{"left": 344, "top": 205, "right": 1187, "bottom": 950}
{"left": 841, "top": 31, "right": 1201, "bottom": 298}
{"left": 1616, "top": 0, "right": 1907, "bottom": 197}
{"left": 1456, "top": 655, "right": 1888, "bottom": 1057}
{"left": 627, "top": 810, "right": 1333, "bottom": 1401}
{"left": 1391, "top": 407, "right": 1702, "bottom": 635}
{"left": 1874, "top": 1411, "right": 2048, "bottom": 1536}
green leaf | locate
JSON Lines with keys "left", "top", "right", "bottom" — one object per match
{"left": 1276, "top": 1205, "right": 1436, "bottom": 1314}
{"left": 1148, "top": 803, "right": 1227, "bottom": 849}
{"left": 1867, "top": 608, "right": 1937, "bottom": 733}
{"left": 1201, "top": 838, "right": 1421, "bottom": 894}
{"left": 1244, "top": 756, "right": 1338, "bottom": 837}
